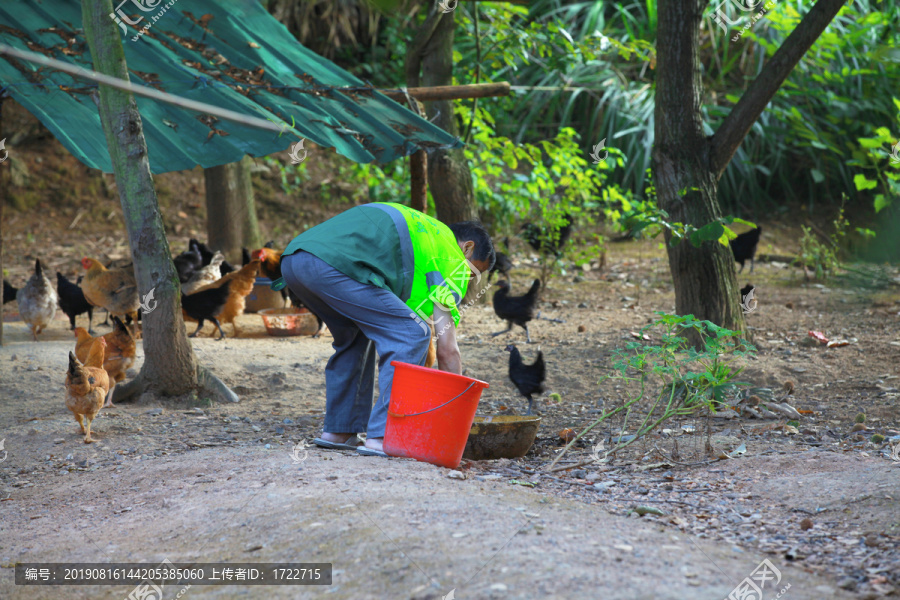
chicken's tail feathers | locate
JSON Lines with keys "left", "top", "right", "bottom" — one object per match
{"left": 533, "top": 351, "right": 547, "bottom": 380}
{"left": 34, "top": 258, "right": 43, "bottom": 277}
{"left": 528, "top": 278, "right": 542, "bottom": 295}
{"left": 67, "top": 351, "right": 82, "bottom": 375}
{"left": 111, "top": 315, "right": 128, "bottom": 333}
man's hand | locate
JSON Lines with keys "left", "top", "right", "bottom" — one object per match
{"left": 432, "top": 305, "right": 462, "bottom": 375}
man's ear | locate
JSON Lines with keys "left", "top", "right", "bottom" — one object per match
{"left": 462, "top": 240, "right": 475, "bottom": 258}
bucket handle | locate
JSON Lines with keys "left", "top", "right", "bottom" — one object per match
{"left": 387, "top": 381, "right": 478, "bottom": 418}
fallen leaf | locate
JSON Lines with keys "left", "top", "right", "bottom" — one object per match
{"left": 726, "top": 443, "right": 747, "bottom": 458}
{"left": 808, "top": 330, "right": 829, "bottom": 344}
{"left": 508, "top": 479, "right": 535, "bottom": 488}
{"left": 768, "top": 402, "right": 802, "bottom": 419}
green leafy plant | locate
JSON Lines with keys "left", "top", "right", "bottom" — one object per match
{"left": 547, "top": 313, "right": 755, "bottom": 469}
{"left": 264, "top": 157, "right": 307, "bottom": 196}
{"left": 462, "top": 102, "right": 621, "bottom": 281}
{"left": 852, "top": 116, "right": 900, "bottom": 214}
{"left": 795, "top": 203, "right": 850, "bottom": 280}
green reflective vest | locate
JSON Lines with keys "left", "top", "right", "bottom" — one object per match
{"left": 281, "top": 202, "right": 470, "bottom": 326}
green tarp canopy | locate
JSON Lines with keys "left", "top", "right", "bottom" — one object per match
{"left": 0, "top": 0, "right": 461, "bottom": 173}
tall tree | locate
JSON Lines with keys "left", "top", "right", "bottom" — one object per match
{"left": 82, "top": 0, "right": 235, "bottom": 402}
{"left": 407, "top": 2, "right": 477, "bottom": 224}
{"left": 654, "top": 0, "right": 847, "bottom": 337}
{"left": 204, "top": 156, "right": 261, "bottom": 262}
{"left": 0, "top": 94, "right": 6, "bottom": 346}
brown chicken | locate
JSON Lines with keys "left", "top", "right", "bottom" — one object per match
{"left": 186, "top": 260, "right": 260, "bottom": 337}
{"left": 65, "top": 338, "right": 110, "bottom": 443}
{"left": 251, "top": 246, "right": 282, "bottom": 277}
{"left": 81, "top": 258, "right": 140, "bottom": 322}
{"left": 17, "top": 259, "right": 58, "bottom": 341}
{"left": 73, "top": 315, "right": 135, "bottom": 407}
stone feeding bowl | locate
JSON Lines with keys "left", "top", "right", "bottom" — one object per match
{"left": 462, "top": 415, "right": 541, "bottom": 461}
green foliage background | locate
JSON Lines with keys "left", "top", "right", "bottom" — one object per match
{"left": 276, "top": 0, "right": 900, "bottom": 259}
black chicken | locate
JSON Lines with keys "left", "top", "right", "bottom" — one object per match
{"left": 173, "top": 242, "right": 203, "bottom": 283}
{"left": 506, "top": 344, "right": 545, "bottom": 415}
{"left": 492, "top": 278, "right": 541, "bottom": 343}
{"left": 3, "top": 279, "right": 17, "bottom": 304}
{"left": 191, "top": 238, "right": 236, "bottom": 276}
{"left": 521, "top": 215, "right": 574, "bottom": 257}
{"left": 730, "top": 227, "right": 762, "bottom": 273}
{"left": 182, "top": 280, "right": 232, "bottom": 340}
{"left": 488, "top": 251, "right": 514, "bottom": 283}
{"left": 57, "top": 272, "right": 95, "bottom": 333}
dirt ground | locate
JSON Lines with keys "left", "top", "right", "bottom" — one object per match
{"left": 1, "top": 108, "right": 899, "bottom": 597}
{"left": 2, "top": 226, "right": 899, "bottom": 599}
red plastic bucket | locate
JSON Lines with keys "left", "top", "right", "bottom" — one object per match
{"left": 383, "top": 361, "right": 489, "bottom": 469}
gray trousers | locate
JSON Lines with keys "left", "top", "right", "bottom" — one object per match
{"left": 281, "top": 251, "right": 430, "bottom": 437}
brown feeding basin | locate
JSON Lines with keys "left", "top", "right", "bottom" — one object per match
{"left": 258, "top": 307, "right": 320, "bottom": 337}
{"left": 462, "top": 415, "right": 541, "bottom": 461}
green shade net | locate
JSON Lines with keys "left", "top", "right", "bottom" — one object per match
{"left": 0, "top": 0, "right": 462, "bottom": 173}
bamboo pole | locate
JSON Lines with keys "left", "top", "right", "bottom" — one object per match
{"left": 0, "top": 44, "right": 512, "bottom": 119}
{"left": 0, "top": 43, "right": 284, "bottom": 134}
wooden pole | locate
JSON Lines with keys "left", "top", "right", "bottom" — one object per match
{"left": 379, "top": 82, "right": 510, "bottom": 102}
{"left": 407, "top": 97, "right": 428, "bottom": 213}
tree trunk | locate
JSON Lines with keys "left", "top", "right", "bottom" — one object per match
{"left": 407, "top": 2, "right": 476, "bottom": 224}
{"left": 82, "top": 0, "right": 198, "bottom": 395}
{"left": 654, "top": 0, "right": 744, "bottom": 338}
{"left": 204, "top": 156, "right": 260, "bottom": 261}
{"left": 653, "top": 0, "right": 847, "bottom": 341}
{"left": 0, "top": 97, "right": 5, "bottom": 346}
